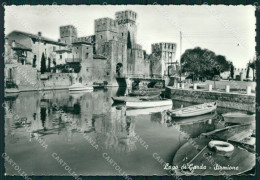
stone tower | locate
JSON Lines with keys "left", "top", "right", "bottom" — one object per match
{"left": 94, "top": 18, "right": 118, "bottom": 53}
{"left": 60, "top": 25, "right": 78, "bottom": 45}
{"left": 151, "top": 43, "right": 177, "bottom": 77}
{"left": 115, "top": 10, "right": 137, "bottom": 48}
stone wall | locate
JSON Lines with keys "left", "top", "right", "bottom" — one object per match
{"left": 165, "top": 87, "right": 255, "bottom": 113}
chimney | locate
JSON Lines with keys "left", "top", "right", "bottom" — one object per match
{"left": 38, "top": 32, "right": 42, "bottom": 37}
{"left": 12, "top": 40, "right": 15, "bottom": 47}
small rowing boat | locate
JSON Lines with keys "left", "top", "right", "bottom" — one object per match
{"left": 69, "top": 83, "right": 93, "bottom": 91}
{"left": 126, "top": 98, "right": 172, "bottom": 109}
{"left": 128, "top": 89, "right": 163, "bottom": 97}
{"left": 167, "top": 102, "right": 217, "bottom": 118}
{"left": 222, "top": 112, "right": 255, "bottom": 124}
{"left": 126, "top": 105, "right": 172, "bottom": 116}
{"left": 173, "top": 124, "right": 255, "bottom": 175}
{"left": 111, "top": 94, "right": 160, "bottom": 103}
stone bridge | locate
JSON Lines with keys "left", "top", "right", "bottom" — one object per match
{"left": 116, "top": 74, "right": 166, "bottom": 88}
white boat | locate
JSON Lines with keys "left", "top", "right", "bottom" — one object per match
{"left": 126, "top": 99, "right": 172, "bottom": 109}
{"left": 126, "top": 105, "right": 172, "bottom": 116}
{"left": 112, "top": 94, "right": 160, "bottom": 103}
{"left": 222, "top": 112, "right": 255, "bottom": 124}
{"left": 5, "top": 88, "right": 20, "bottom": 93}
{"left": 167, "top": 102, "right": 217, "bottom": 118}
{"left": 69, "top": 83, "right": 93, "bottom": 91}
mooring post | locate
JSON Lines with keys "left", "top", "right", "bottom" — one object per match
{"left": 246, "top": 86, "right": 251, "bottom": 95}
{"left": 181, "top": 83, "right": 185, "bottom": 89}
{"left": 208, "top": 84, "right": 213, "bottom": 91}
{"left": 193, "top": 83, "right": 197, "bottom": 90}
{"left": 225, "top": 85, "right": 230, "bottom": 93}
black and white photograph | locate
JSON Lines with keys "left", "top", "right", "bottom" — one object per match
{"left": 2, "top": 4, "right": 257, "bottom": 177}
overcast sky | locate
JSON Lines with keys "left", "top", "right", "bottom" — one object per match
{"left": 5, "top": 5, "right": 255, "bottom": 68}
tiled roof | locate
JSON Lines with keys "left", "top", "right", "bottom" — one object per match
{"left": 7, "top": 30, "right": 67, "bottom": 46}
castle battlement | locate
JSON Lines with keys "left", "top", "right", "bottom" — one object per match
{"left": 152, "top": 42, "right": 177, "bottom": 53}
{"left": 115, "top": 10, "right": 137, "bottom": 24}
{"left": 95, "top": 18, "right": 118, "bottom": 33}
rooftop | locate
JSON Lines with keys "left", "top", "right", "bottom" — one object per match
{"left": 7, "top": 30, "right": 67, "bottom": 46}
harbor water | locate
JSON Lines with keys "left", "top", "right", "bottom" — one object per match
{"left": 4, "top": 88, "right": 242, "bottom": 175}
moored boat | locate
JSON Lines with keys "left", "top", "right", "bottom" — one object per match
{"left": 126, "top": 98, "right": 172, "bottom": 109}
{"left": 69, "top": 83, "right": 93, "bottom": 91}
{"left": 126, "top": 105, "right": 172, "bottom": 116}
{"left": 167, "top": 102, "right": 216, "bottom": 118}
{"left": 173, "top": 124, "right": 255, "bottom": 175}
{"left": 5, "top": 88, "right": 20, "bottom": 93}
{"left": 128, "top": 89, "right": 163, "bottom": 96}
{"left": 222, "top": 112, "right": 255, "bottom": 124}
{"left": 111, "top": 94, "right": 160, "bottom": 103}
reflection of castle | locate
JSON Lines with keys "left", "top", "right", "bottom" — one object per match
{"left": 5, "top": 88, "right": 138, "bottom": 149}
{"left": 94, "top": 106, "right": 137, "bottom": 153}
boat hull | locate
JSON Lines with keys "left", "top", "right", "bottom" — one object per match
{"left": 69, "top": 87, "right": 93, "bottom": 91}
{"left": 222, "top": 113, "right": 255, "bottom": 124}
{"left": 167, "top": 102, "right": 216, "bottom": 118}
{"left": 173, "top": 136, "right": 255, "bottom": 176}
{"left": 126, "top": 99, "right": 172, "bottom": 109}
{"left": 126, "top": 105, "right": 172, "bottom": 116}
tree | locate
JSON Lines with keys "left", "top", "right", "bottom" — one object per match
{"left": 249, "top": 59, "right": 256, "bottom": 81}
{"left": 181, "top": 47, "right": 216, "bottom": 80}
{"left": 40, "top": 53, "right": 47, "bottom": 74}
{"left": 246, "top": 62, "right": 250, "bottom": 78}
{"left": 230, "top": 62, "right": 234, "bottom": 79}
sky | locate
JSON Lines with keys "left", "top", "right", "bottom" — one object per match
{"left": 5, "top": 5, "right": 256, "bottom": 68}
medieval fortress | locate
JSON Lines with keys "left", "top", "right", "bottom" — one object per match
{"left": 4, "top": 10, "right": 178, "bottom": 90}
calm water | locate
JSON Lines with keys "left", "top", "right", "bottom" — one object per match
{"left": 5, "top": 88, "right": 229, "bottom": 175}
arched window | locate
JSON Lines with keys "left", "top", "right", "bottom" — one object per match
{"left": 85, "top": 53, "right": 89, "bottom": 59}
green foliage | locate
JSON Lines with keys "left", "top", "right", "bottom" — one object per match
{"left": 181, "top": 47, "right": 231, "bottom": 80}
{"left": 56, "top": 63, "right": 81, "bottom": 73}
{"left": 40, "top": 53, "right": 46, "bottom": 74}
{"left": 230, "top": 62, "right": 234, "bottom": 79}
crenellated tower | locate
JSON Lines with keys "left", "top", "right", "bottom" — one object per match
{"left": 115, "top": 10, "right": 137, "bottom": 48}
{"left": 59, "top": 25, "right": 78, "bottom": 45}
{"left": 151, "top": 42, "right": 177, "bottom": 76}
{"left": 94, "top": 18, "right": 118, "bottom": 53}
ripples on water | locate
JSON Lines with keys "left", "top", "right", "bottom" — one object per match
{"left": 5, "top": 88, "right": 229, "bottom": 175}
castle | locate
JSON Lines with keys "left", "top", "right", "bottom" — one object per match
{"left": 4, "top": 10, "right": 178, "bottom": 90}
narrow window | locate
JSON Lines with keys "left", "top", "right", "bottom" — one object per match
{"left": 86, "top": 53, "right": 89, "bottom": 59}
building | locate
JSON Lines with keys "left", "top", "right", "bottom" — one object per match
{"left": 4, "top": 10, "right": 178, "bottom": 89}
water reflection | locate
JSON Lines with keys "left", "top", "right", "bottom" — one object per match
{"left": 5, "top": 88, "right": 222, "bottom": 175}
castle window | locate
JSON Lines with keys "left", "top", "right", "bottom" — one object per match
{"left": 60, "top": 55, "right": 62, "bottom": 59}
{"left": 85, "top": 53, "right": 89, "bottom": 59}
{"left": 122, "top": 33, "right": 124, "bottom": 37}
{"left": 100, "top": 35, "right": 103, "bottom": 39}
{"left": 107, "top": 72, "right": 109, "bottom": 76}
{"left": 53, "top": 46, "right": 56, "bottom": 51}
